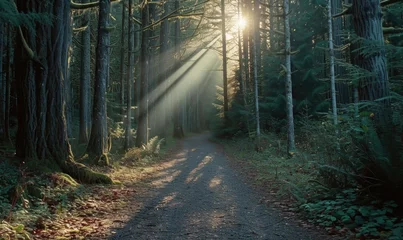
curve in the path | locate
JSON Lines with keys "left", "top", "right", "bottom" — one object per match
{"left": 110, "top": 134, "right": 329, "bottom": 240}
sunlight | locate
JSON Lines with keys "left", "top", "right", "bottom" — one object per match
{"left": 186, "top": 155, "right": 213, "bottom": 183}
{"left": 156, "top": 192, "right": 179, "bottom": 209}
{"left": 209, "top": 175, "right": 222, "bottom": 188}
{"left": 237, "top": 17, "right": 247, "bottom": 30}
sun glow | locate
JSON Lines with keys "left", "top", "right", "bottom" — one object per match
{"left": 238, "top": 17, "right": 247, "bottom": 30}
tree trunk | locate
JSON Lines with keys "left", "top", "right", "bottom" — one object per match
{"left": 148, "top": 3, "right": 158, "bottom": 138}
{"left": 253, "top": 0, "right": 261, "bottom": 83}
{"left": 333, "top": 0, "right": 350, "bottom": 104}
{"left": 238, "top": 0, "right": 250, "bottom": 135}
{"left": 15, "top": 0, "right": 111, "bottom": 183}
{"left": 284, "top": 0, "right": 296, "bottom": 155}
{"left": 159, "top": 0, "right": 169, "bottom": 137}
{"left": 125, "top": 0, "right": 133, "bottom": 149}
{"left": 221, "top": 0, "right": 229, "bottom": 120}
{"left": 352, "top": 0, "right": 390, "bottom": 102}
{"left": 65, "top": 16, "right": 73, "bottom": 138}
{"left": 4, "top": 24, "right": 11, "bottom": 141}
{"left": 119, "top": 0, "right": 126, "bottom": 113}
{"left": 253, "top": 0, "right": 261, "bottom": 139}
{"left": 173, "top": 0, "right": 184, "bottom": 139}
{"left": 352, "top": 0, "right": 395, "bottom": 162}
{"left": 247, "top": 0, "right": 254, "bottom": 89}
{"left": 79, "top": 0, "right": 91, "bottom": 144}
{"left": 0, "top": 23, "right": 4, "bottom": 138}
{"left": 136, "top": 2, "right": 150, "bottom": 147}
{"left": 242, "top": 0, "right": 250, "bottom": 91}
{"left": 328, "top": 0, "right": 338, "bottom": 126}
{"left": 87, "top": 0, "right": 111, "bottom": 164}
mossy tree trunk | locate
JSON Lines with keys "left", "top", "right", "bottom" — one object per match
{"left": 15, "top": 0, "right": 111, "bottom": 184}
{"left": 87, "top": 0, "right": 111, "bottom": 165}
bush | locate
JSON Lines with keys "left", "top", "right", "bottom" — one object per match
{"left": 0, "top": 161, "right": 20, "bottom": 219}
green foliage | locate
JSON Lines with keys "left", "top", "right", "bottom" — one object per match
{"left": 143, "top": 136, "right": 165, "bottom": 155}
{"left": 0, "top": 0, "right": 52, "bottom": 29}
{"left": 123, "top": 136, "right": 165, "bottom": 162}
{"left": 0, "top": 161, "right": 19, "bottom": 201}
{"left": 300, "top": 189, "right": 403, "bottom": 238}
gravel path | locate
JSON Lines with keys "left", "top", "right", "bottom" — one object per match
{"left": 110, "top": 134, "right": 330, "bottom": 240}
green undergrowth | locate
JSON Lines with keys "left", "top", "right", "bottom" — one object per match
{"left": 300, "top": 189, "right": 403, "bottom": 239}
{"left": 218, "top": 133, "right": 403, "bottom": 239}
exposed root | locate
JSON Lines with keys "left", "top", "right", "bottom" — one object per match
{"left": 61, "top": 158, "right": 113, "bottom": 184}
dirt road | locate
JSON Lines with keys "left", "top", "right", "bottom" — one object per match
{"left": 110, "top": 134, "right": 330, "bottom": 239}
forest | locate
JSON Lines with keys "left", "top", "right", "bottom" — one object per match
{"left": 1, "top": 0, "right": 403, "bottom": 239}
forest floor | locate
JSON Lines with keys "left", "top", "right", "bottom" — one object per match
{"left": 1, "top": 133, "right": 342, "bottom": 240}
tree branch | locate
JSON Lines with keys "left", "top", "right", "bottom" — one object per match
{"left": 380, "top": 0, "right": 403, "bottom": 7}
{"left": 383, "top": 27, "right": 403, "bottom": 34}
{"left": 333, "top": 6, "right": 352, "bottom": 18}
{"left": 71, "top": 0, "right": 121, "bottom": 10}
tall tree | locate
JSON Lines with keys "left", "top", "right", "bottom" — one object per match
{"left": 172, "top": 0, "right": 184, "bottom": 139}
{"left": 328, "top": 0, "right": 338, "bottom": 126}
{"left": 14, "top": 0, "right": 111, "bottom": 183}
{"left": 79, "top": 0, "right": 92, "bottom": 143}
{"left": 87, "top": 0, "right": 111, "bottom": 164}
{"left": 352, "top": 0, "right": 390, "bottom": 102}
{"left": 136, "top": 1, "right": 150, "bottom": 147}
{"left": 3, "top": 24, "right": 11, "bottom": 141}
{"left": 0, "top": 23, "right": 4, "bottom": 136}
{"left": 253, "top": 0, "right": 261, "bottom": 139}
{"left": 221, "top": 0, "right": 229, "bottom": 120}
{"left": 119, "top": 0, "right": 126, "bottom": 112}
{"left": 159, "top": 0, "right": 169, "bottom": 137}
{"left": 125, "top": 0, "right": 133, "bottom": 149}
{"left": 284, "top": 0, "right": 295, "bottom": 155}
{"left": 351, "top": 0, "right": 396, "bottom": 161}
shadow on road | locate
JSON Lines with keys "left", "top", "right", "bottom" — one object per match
{"left": 110, "top": 134, "right": 330, "bottom": 240}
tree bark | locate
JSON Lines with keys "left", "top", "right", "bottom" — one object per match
{"left": 136, "top": 2, "right": 150, "bottom": 147}
{"left": 87, "top": 0, "right": 111, "bottom": 164}
{"left": 65, "top": 15, "right": 73, "bottom": 138}
{"left": 120, "top": 0, "right": 125, "bottom": 113}
{"left": 79, "top": 0, "right": 91, "bottom": 144}
{"left": 159, "top": 0, "right": 169, "bottom": 137}
{"left": 253, "top": 0, "right": 261, "bottom": 84}
{"left": 148, "top": 3, "right": 158, "bottom": 138}
{"left": 328, "top": 0, "right": 338, "bottom": 126}
{"left": 221, "top": 0, "right": 229, "bottom": 120}
{"left": 15, "top": 0, "right": 111, "bottom": 183}
{"left": 125, "top": 0, "right": 133, "bottom": 149}
{"left": 0, "top": 23, "right": 4, "bottom": 137}
{"left": 352, "top": 0, "right": 395, "bottom": 162}
{"left": 4, "top": 24, "right": 11, "bottom": 141}
{"left": 242, "top": 0, "right": 250, "bottom": 91}
{"left": 284, "top": 0, "right": 296, "bottom": 155}
{"left": 172, "top": 0, "right": 184, "bottom": 139}
{"left": 253, "top": 0, "right": 261, "bottom": 139}
{"left": 352, "top": 0, "right": 390, "bottom": 102}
